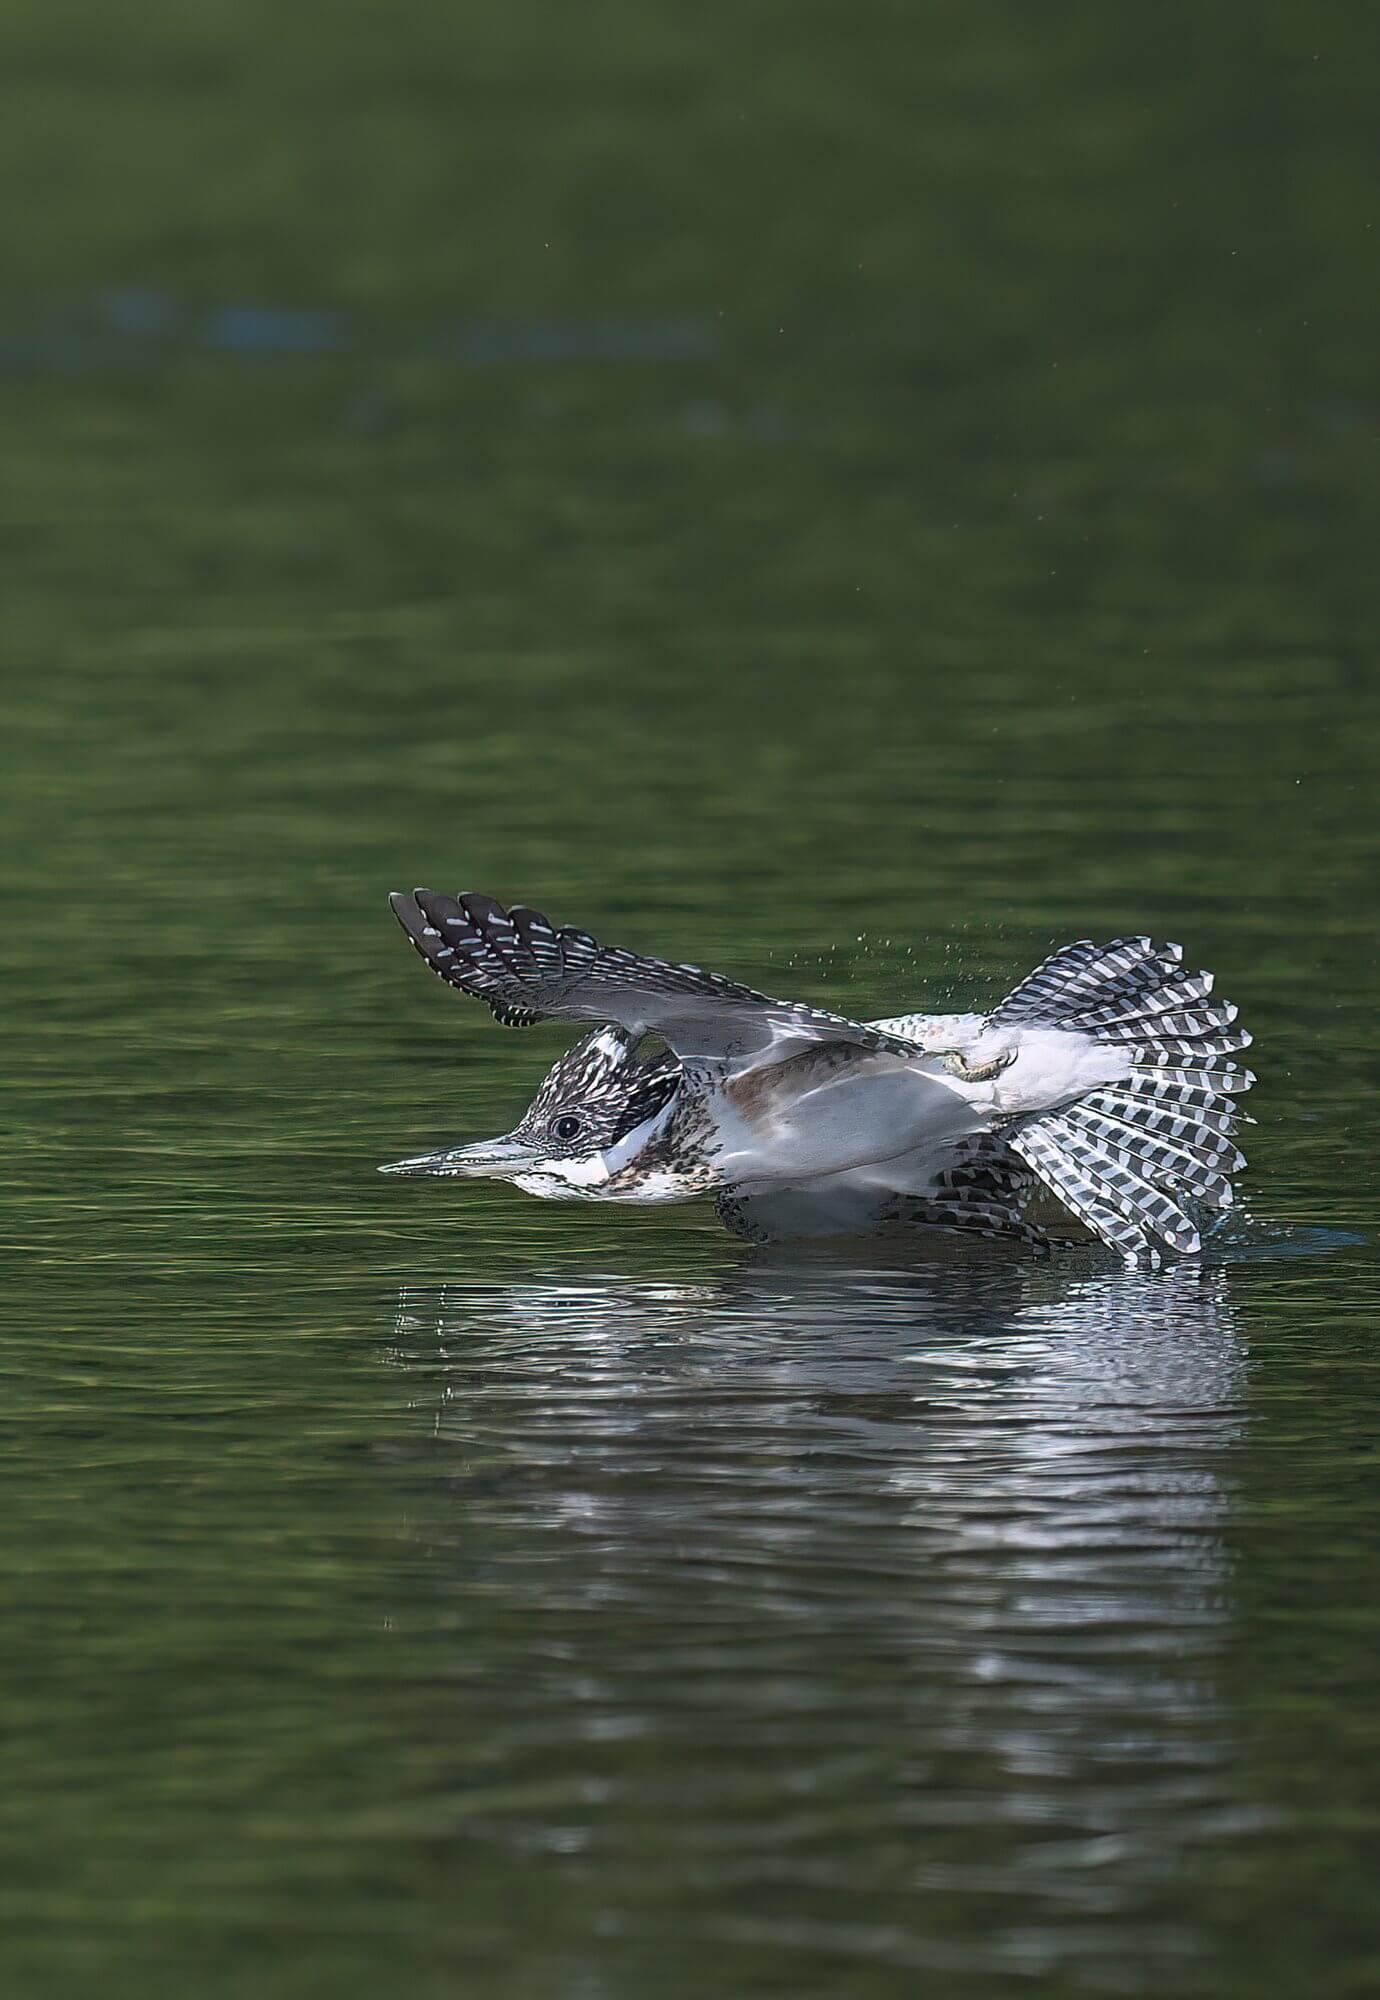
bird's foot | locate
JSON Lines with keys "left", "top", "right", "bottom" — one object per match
{"left": 940, "top": 1047, "right": 1016, "bottom": 1083}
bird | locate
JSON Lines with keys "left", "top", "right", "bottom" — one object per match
{"left": 380, "top": 888, "right": 1254, "bottom": 1268}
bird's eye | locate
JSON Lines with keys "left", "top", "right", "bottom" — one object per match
{"left": 551, "top": 1114, "right": 584, "bottom": 1142}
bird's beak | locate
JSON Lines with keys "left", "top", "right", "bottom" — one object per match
{"left": 378, "top": 1135, "right": 537, "bottom": 1179}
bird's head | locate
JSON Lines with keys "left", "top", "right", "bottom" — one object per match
{"left": 380, "top": 1026, "right": 683, "bottom": 1200}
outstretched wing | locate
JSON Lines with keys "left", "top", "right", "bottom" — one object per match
{"left": 389, "top": 889, "right": 923, "bottom": 1067}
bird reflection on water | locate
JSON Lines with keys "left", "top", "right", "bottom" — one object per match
{"left": 386, "top": 1252, "right": 1250, "bottom": 1988}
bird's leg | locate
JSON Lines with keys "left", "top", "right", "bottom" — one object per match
{"left": 940, "top": 1048, "right": 1016, "bottom": 1083}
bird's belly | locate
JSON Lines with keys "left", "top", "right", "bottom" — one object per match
{"left": 709, "top": 1061, "right": 979, "bottom": 1185}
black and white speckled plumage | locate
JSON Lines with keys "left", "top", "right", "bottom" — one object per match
{"left": 389, "top": 889, "right": 922, "bottom": 1061}
{"left": 382, "top": 892, "right": 1256, "bottom": 1267}
{"left": 509, "top": 1026, "right": 678, "bottom": 1156}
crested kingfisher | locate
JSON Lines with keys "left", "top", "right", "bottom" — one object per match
{"left": 381, "top": 889, "right": 1254, "bottom": 1268}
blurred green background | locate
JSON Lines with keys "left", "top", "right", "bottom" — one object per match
{"left": 1, "top": 3, "right": 1377, "bottom": 1996}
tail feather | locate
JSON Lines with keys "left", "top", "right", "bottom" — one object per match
{"left": 995, "top": 936, "right": 1253, "bottom": 1267}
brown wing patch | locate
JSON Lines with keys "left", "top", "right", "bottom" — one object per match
{"left": 723, "top": 1042, "right": 882, "bottom": 1129}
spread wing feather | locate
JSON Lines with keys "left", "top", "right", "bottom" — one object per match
{"left": 390, "top": 889, "right": 925, "bottom": 1067}
{"left": 998, "top": 937, "right": 1253, "bottom": 1266}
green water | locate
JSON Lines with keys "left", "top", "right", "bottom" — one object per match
{"left": 3, "top": 3, "right": 1378, "bottom": 1994}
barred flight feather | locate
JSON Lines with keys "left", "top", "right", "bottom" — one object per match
{"left": 1059, "top": 1109, "right": 1238, "bottom": 1205}
{"left": 991, "top": 934, "right": 1254, "bottom": 1262}
{"left": 1091, "top": 1081, "right": 1239, "bottom": 1123}
{"left": 889, "top": 1194, "right": 1049, "bottom": 1249}
{"left": 391, "top": 887, "right": 924, "bottom": 1056}
{"left": 1062, "top": 975, "right": 1219, "bottom": 1029}
{"left": 1128, "top": 1030, "right": 1253, "bottom": 1062}
{"left": 1011, "top": 1125, "right": 1158, "bottom": 1266}
{"left": 1091, "top": 1007, "right": 1240, "bottom": 1044}
{"left": 1036, "top": 1118, "right": 1203, "bottom": 1253}
{"left": 1128, "top": 1062, "right": 1255, "bottom": 1091}
{"left": 992, "top": 937, "right": 1185, "bottom": 1026}
{"left": 1083, "top": 1103, "right": 1239, "bottom": 1158}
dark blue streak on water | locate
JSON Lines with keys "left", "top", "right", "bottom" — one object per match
{"left": 0, "top": 289, "right": 719, "bottom": 370}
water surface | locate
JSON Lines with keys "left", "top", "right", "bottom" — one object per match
{"left": 2, "top": 3, "right": 1377, "bottom": 1994}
